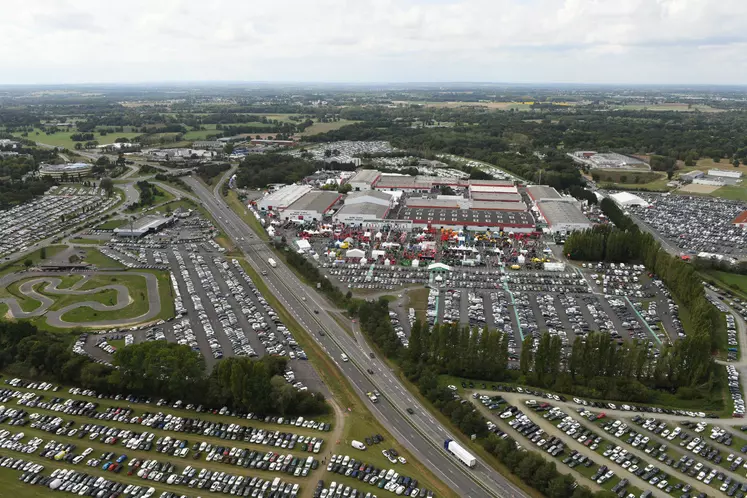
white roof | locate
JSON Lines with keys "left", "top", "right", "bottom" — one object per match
{"left": 610, "top": 192, "right": 649, "bottom": 207}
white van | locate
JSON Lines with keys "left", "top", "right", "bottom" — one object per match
{"left": 352, "top": 440, "right": 367, "bottom": 451}
{"left": 340, "top": 353, "right": 349, "bottom": 362}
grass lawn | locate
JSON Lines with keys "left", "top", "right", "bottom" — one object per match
{"left": 58, "top": 270, "right": 173, "bottom": 324}
{"left": 126, "top": 184, "right": 174, "bottom": 212}
{"left": 224, "top": 190, "right": 269, "bottom": 242}
{"left": 407, "top": 287, "right": 429, "bottom": 323}
{"left": 53, "top": 274, "right": 85, "bottom": 289}
{"left": 108, "top": 338, "right": 125, "bottom": 349}
{"left": 80, "top": 248, "right": 126, "bottom": 269}
{"left": 0, "top": 245, "right": 67, "bottom": 278}
{"left": 702, "top": 270, "right": 747, "bottom": 299}
{"left": 713, "top": 185, "right": 747, "bottom": 201}
{"left": 233, "top": 258, "right": 456, "bottom": 498}
{"left": 45, "top": 287, "right": 119, "bottom": 312}
{"left": 145, "top": 198, "right": 197, "bottom": 216}
{"left": 70, "top": 237, "right": 105, "bottom": 245}
{"left": 299, "top": 119, "right": 359, "bottom": 136}
{"left": 0, "top": 280, "right": 43, "bottom": 312}
{"left": 95, "top": 218, "right": 127, "bottom": 230}
{"left": 688, "top": 157, "right": 747, "bottom": 175}
{"left": 11, "top": 130, "right": 141, "bottom": 150}
{"left": 595, "top": 169, "right": 672, "bottom": 191}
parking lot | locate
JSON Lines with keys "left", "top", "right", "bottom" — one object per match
{"left": 628, "top": 194, "right": 747, "bottom": 257}
{"left": 0, "top": 185, "right": 118, "bottom": 260}
{"left": 0, "top": 377, "right": 337, "bottom": 498}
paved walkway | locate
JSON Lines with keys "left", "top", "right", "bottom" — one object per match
{"left": 0, "top": 271, "right": 161, "bottom": 328}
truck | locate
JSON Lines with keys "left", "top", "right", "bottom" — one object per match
{"left": 351, "top": 440, "right": 367, "bottom": 451}
{"left": 268, "top": 258, "right": 277, "bottom": 268}
{"left": 444, "top": 439, "right": 476, "bottom": 468}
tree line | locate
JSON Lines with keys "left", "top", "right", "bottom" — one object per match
{"left": 416, "top": 369, "right": 618, "bottom": 498}
{"left": 195, "top": 163, "right": 231, "bottom": 185}
{"left": 0, "top": 323, "right": 327, "bottom": 416}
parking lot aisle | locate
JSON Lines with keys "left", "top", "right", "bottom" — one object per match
{"left": 630, "top": 418, "right": 747, "bottom": 486}
{"left": 562, "top": 412, "right": 714, "bottom": 496}
{"left": 166, "top": 249, "right": 216, "bottom": 365}
{"left": 459, "top": 290, "right": 469, "bottom": 326}
{"left": 204, "top": 256, "right": 267, "bottom": 357}
{"left": 466, "top": 396, "right": 603, "bottom": 492}
{"left": 553, "top": 295, "right": 577, "bottom": 343}
{"left": 511, "top": 404, "right": 664, "bottom": 495}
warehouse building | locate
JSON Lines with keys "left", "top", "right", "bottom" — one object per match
{"left": 733, "top": 211, "right": 747, "bottom": 228}
{"left": 256, "top": 184, "right": 312, "bottom": 212}
{"left": 535, "top": 200, "right": 592, "bottom": 234}
{"left": 709, "top": 169, "right": 743, "bottom": 179}
{"left": 344, "top": 190, "right": 393, "bottom": 208}
{"left": 374, "top": 175, "right": 436, "bottom": 192}
{"left": 113, "top": 215, "right": 174, "bottom": 237}
{"left": 609, "top": 191, "right": 650, "bottom": 208}
{"left": 282, "top": 190, "right": 341, "bottom": 222}
{"left": 347, "top": 169, "right": 381, "bottom": 191}
{"left": 525, "top": 185, "right": 563, "bottom": 203}
{"left": 396, "top": 207, "right": 535, "bottom": 232}
{"left": 471, "top": 201, "right": 527, "bottom": 212}
{"left": 333, "top": 202, "right": 391, "bottom": 225}
{"left": 470, "top": 191, "right": 524, "bottom": 203}
{"left": 680, "top": 170, "right": 705, "bottom": 182}
{"left": 39, "top": 162, "right": 92, "bottom": 179}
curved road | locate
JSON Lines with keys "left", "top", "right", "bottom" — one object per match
{"left": 0, "top": 271, "right": 161, "bottom": 328}
{"left": 185, "top": 173, "right": 528, "bottom": 498}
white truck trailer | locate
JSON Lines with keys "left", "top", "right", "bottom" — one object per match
{"left": 443, "top": 439, "right": 476, "bottom": 468}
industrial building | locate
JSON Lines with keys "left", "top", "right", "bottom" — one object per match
{"left": 344, "top": 190, "right": 393, "bottom": 208}
{"left": 333, "top": 203, "right": 391, "bottom": 225}
{"left": 570, "top": 151, "right": 648, "bottom": 169}
{"left": 39, "top": 162, "right": 93, "bottom": 179}
{"left": 709, "top": 169, "right": 743, "bottom": 179}
{"left": 256, "top": 184, "right": 312, "bottom": 211}
{"left": 347, "top": 169, "right": 381, "bottom": 191}
{"left": 733, "top": 211, "right": 747, "bottom": 228}
{"left": 535, "top": 200, "right": 592, "bottom": 234}
{"left": 525, "top": 185, "right": 563, "bottom": 203}
{"left": 113, "top": 215, "right": 173, "bottom": 237}
{"left": 693, "top": 178, "right": 725, "bottom": 187}
{"left": 396, "top": 207, "right": 535, "bottom": 232}
{"left": 609, "top": 192, "right": 650, "bottom": 208}
{"left": 374, "top": 175, "right": 436, "bottom": 192}
{"left": 192, "top": 140, "right": 223, "bottom": 150}
{"left": 282, "top": 190, "right": 342, "bottom": 222}
{"left": 470, "top": 191, "right": 523, "bottom": 203}
{"left": 680, "top": 170, "right": 705, "bottom": 182}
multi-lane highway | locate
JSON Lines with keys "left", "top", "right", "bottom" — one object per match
{"left": 184, "top": 175, "right": 528, "bottom": 498}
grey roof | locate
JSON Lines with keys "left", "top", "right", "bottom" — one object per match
{"left": 470, "top": 192, "right": 524, "bottom": 203}
{"left": 471, "top": 201, "right": 527, "bottom": 211}
{"left": 346, "top": 190, "right": 392, "bottom": 201}
{"left": 348, "top": 169, "right": 381, "bottom": 185}
{"left": 396, "top": 207, "right": 534, "bottom": 227}
{"left": 536, "top": 201, "right": 591, "bottom": 226}
{"left": 335, "top": 203, "right": 390, "bottom": 218}
{"left": 375, "top": 175, "right": 434, "bottom": 189}
{"left": 526, "top": 185, "right": 562, "bottom": 201}
{"left": 286, "top": 190, "right": 341, "bottom": 213}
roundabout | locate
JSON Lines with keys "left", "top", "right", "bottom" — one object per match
{"left": 0, "top": 271, "right": 163, "bottom": 328}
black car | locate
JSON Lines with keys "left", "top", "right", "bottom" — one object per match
{"left": 406, "top": 408, "right": 414, "bottom": 415}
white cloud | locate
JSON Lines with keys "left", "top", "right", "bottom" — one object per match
{"left": 0, "top": 0, "right": 745, "bottom": 84}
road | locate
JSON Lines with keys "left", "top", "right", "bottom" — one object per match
{"left": 184, "top": 174, "right": 529, "bottom": 498}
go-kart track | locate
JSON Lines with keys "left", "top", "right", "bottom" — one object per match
{"left": 0, "top": 271, "right": 161, "bottom": 328}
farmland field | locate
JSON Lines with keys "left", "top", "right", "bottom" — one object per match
{"left": 615, "top": 103, "right": 723, "bottom": 112}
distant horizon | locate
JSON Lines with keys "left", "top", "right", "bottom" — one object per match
{"left": 2, "top": 81, "right": 747, "bottom": 90}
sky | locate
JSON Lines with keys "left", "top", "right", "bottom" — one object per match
{"left": 1, "top": 0, "right": 746, "bottom": 85}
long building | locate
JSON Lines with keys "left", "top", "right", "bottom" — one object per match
{"left": 113, "top": 215, "right": 173, "bottom": 237}
{"left": 39, "top": 162, "right": 92, "bottom": 179}
{"left": 256, "top": 184, "right": 312, "bottom": 211}
{"left": 282, "top": 190, "right": 342, "bottom": 222}
{"left": 535, "top": 200, "right": 592, "bottom": 234}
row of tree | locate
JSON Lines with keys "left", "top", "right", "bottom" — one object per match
{"left": 0, "top": 323, "right": 328, "bottom": 416}
{"left": 416, "top": 370, "right": 615, "bottom": 498}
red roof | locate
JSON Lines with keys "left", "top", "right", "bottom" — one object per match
{"left": 733, "top": 210, "right": 747, "bottom": 225}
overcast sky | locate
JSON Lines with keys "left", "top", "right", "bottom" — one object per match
{"left": 1, "top": 0, "right": 745, "bottom": 85}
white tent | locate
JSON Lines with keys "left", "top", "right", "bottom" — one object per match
{"left": 360, "top": 257, "right": 368, "bottom": 265}
{"left": 375, "top": 232, "right": 383, "bottom": 239}
{"left": 383, "top": 259, "right": 391, "bottom": 266}
{"left": 412, "top": 259, "right": 420, "bottom": 268}
{"left": 295, "top": 239, "right": 311, "bottom": 252}
{"left": 346, "top": 248, "right": 365, "bottom": 259}
{"left": 371, "top": 250, "right": 386, "bottom": 259}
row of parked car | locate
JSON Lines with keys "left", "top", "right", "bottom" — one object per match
{"left": 325, "top": 453, "right": 425, "bottom": 496}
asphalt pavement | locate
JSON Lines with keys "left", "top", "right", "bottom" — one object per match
{"left": 184, "top": 174, "right": 529, "bottom": 498}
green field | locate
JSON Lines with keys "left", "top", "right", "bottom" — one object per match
{"left": 95, "top": 218, "right": 127, "bottom": 230}
{"left": 299, "top": 119, "right": 359, "bottom": 136}
{"left": 126, "top": 184, "right": 174, "bottom": 212}
{"left": 713, "top": 185, "right": 747, "bottom": 201}
{"left": 80, "top": 248, "right": 126, "bottom": 268}
{"left": 11, "top": 129, "right": 141, "bottom": 150}
{"left": 704, "top": 271, "right": 747, "bottom": 298}
{"left": 0, "top": 245, "right": 67, "bottom": 278}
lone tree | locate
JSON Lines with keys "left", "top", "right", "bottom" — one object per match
{"left": 100, "top": 177, "right": 114, "bottom": 197}
{"left": 23, "top": 259, "right": 32, "bottom": 268}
